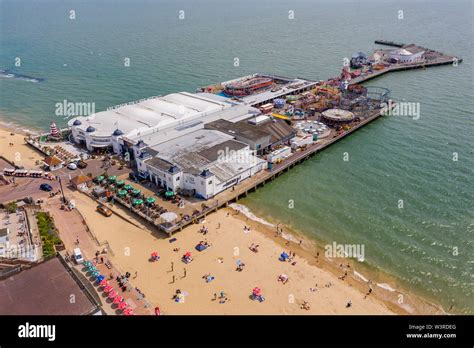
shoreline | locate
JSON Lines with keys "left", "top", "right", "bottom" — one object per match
{"left": 0, "top": 122, "right": 448, "bottom": 315}
{"left": 229, "top": 203, "right": 446, "bottom": 315}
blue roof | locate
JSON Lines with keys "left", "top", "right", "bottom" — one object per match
{"left": 112, "top": 129, "right": 124, "bottom": 136}
{"left": 168, "top": 165, "right": 180, "bottom": 174}
{"left": 200, "top": 169, "right": 213, "bottom": 178}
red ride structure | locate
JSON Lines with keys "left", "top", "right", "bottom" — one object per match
{"left": 224, "top": 76, "right": 273, "bottom": 97}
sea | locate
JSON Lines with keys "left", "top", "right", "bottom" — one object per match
{"left": 0, "top": 0, "right": 472, "bottom": 313}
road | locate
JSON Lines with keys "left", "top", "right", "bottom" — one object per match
{"left": 0, "top": 158, "right": 130, "bottom": 204}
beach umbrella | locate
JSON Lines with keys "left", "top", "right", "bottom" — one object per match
{"left": 252, "top": 287, "right": 261, "bottom": 296}
{"left": 123, "top": 308, "right": 134, "bottom": 315}
{"left": 116, "top": 179, "right": 125, "bottom": 186}
{"left": 280, "top": 252, "right": 289, "bottom": 260}
{"left": 108, "top": 290, "right": 118, "bottom": 299}
{"left": 87, "top": 266, "right": 97, "bottom": 273}
{"left": 151, "top": 251, "right": 158, "bottom": 258}
{"left": 99, "top": 279, "right": 109, "bottom": 287}
{"left": 184, "top": 252, "right": 191, "bottom": 257}
{"left": 117, "top": 190, "right": 128, "bottom": 197}
{"left": 97, "top": 175, "right": 105, "bottom": 182}
{"left": 132, "top": 189, "right": 141, "bottom": 196}
{"left": 119, "top": 301, "right": 129, "bottom": 310}
{"left": 133, "top": 199, "right": 143, "bottom": 206}
{"left": 104, "top": 285, "right": 113, "bottom": 293}
{"left": 96, "top": 275, "right": 105, "bottom": 283}
{"left": 165, "top": 190, "right": 174, "bottom": 198}
{"left": 113, "top": 296, "right": 124, "bottom": 304}
{"left": 108, "top": 175, "right": 117, "bottom": 182}
{"left": 160, "top": 212, "right": 177, "bottom": 222}
{"left": 91, "top": 270, "right": 100, "bottom": 278}
{"left": 124, "top": 184, "right": 133, "bottom": 191}
{"left": 83, "top": 261, "right": 92, "bottom": 267}
{"left": 146, "top": 197, "right": 156, "bottom": 205}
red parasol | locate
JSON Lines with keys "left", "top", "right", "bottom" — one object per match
{"left": 154, "top": 307, "right": 161, "bottom": 315}
{"left": 184, "top": 252, "right": 191, "bottom": 257}
{"left": 151, "top": 251, "right": 158, "bottom": 257}
{"left": 104, "top": 285, "right": 113, "bottom": 293}
{"left": 99, "top": 279, "right": 109, "bottom": 287}
{"left": 113, "top": 296, "right": 124, "bottom": 304}
{"left": 118, "top": 301, "right": 129, "bottom": 310}
{"left": 108, "top": 290, "right": 118, "bottom": 299}
{"left": 123, "top": 308, "right": 134, "bottom": 316}
{"left": 252, "top": 287, "right": 261, "bottom": 296}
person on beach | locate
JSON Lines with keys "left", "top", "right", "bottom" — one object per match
{"left": 346, "top": 300, "right": 352, "bottom": 308}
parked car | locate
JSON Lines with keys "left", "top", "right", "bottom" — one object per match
{"left": 96, "top": 204, "right": 112, "bottom": 217}
{"left": 39, "top": 183, "right": 53, "bottom": 191}
{"left": 67, "top": 162, "right": 77, "bottom": 170}
{"left": 73, "top": 248, "right": 84, "bottom": 264}
{"left": 77, "top": 161, "right": 88, "bottom": 169}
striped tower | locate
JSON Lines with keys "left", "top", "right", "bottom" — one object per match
{"left": 50, "top": 122, "right": 60, "bottom": 137}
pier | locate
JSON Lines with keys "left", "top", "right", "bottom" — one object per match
{"left": 350, "top": 41, "right": 463, "bottom": 85}
{"left": 374, "top": 39, "right": 405, "bottom": 47}
{"left": 52, "top": 41, "right": 463, "bottom": 236}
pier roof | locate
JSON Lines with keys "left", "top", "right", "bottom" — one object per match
{"left": 68, "top": 92, "right": 229, "bottom": 138}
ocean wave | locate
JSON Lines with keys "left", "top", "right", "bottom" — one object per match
{"left": 377, "top": 283, "right": 396, "bottom": 292}
{"left": 0, "top": 70, "right": 44, "bottom": 83}
{"left": 229, "top": 203, "right": 300, "bottom": 243}
{"left": 229, "top": 203, "right": 274, "bottom": 227}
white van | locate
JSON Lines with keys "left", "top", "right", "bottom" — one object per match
{"left": 73, "top": 248, "right": 84, "bottom": 264}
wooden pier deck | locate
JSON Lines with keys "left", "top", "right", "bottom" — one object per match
{"left": 374, "top": 39, "right": 405, "bottom": 48}
{"left": 350, "top": 55, "right": 462, "bottom": 85}
{"left": 167, "top": 106, "right": 393, "bottom": 234}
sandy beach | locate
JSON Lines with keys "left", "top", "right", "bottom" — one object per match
{"left": 67, "top": 188, "right": 446, "bottom": 315}
{"left": 0, "top": 122, "right": 444, "bottom": 315}
{"left": 0, "top": 123, "right": 43, "bottom": 169}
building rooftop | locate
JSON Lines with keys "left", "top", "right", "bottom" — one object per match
{"left": 0, "top": 258, "right": 98, "bottom": 315}
{"left": 68, "top": 92, "right": 229, "bottom": 138}
{"left": 144, "top": 129, "right": 258, "bottom": 182}
{"left": 205, "top": 119, "right": 270, "bottom": 143}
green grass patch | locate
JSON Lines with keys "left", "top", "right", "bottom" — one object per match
{"left": 36, "top": 212, "right": 62, "bottom": 258}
